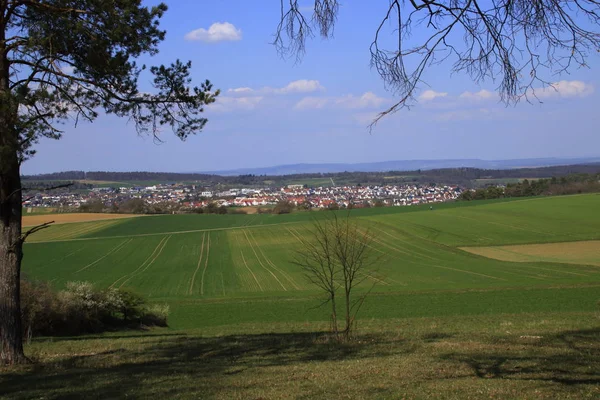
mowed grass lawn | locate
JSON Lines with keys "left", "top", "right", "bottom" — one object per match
{"left": 5, "top": 194, "right": 600, "bottom": 398}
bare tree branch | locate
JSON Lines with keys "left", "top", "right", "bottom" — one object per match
{"left": 274, "top": 0, "right": 600, "bottom": 125}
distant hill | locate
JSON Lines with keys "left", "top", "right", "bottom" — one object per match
{"left": 201, "top": 157, "right": 600, "bottom": 176}
{"left": 22, "top": 158, "right": 600, "bottom": 188}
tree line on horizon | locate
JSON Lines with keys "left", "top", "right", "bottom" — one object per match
{"left": 459, "top": 173, "right": 600, "bottom": 201}
{"left": 21, "top": 164, "right": 600, "bottom": 188}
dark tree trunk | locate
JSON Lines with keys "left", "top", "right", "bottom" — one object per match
{"left": 0, "top": 20, "right": 28, "bottom": 365}
{"left": 0, "top": 162, "right": 27, "bottom": 365}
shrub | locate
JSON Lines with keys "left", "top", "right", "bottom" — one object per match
{"left": 273, "top": 201, "right": 294, "bottom": 214}
{"left": 20, "top": 280, "right": 169, "bottom": 338}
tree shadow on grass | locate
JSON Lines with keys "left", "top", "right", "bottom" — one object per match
{"left": 439, "top": 328, "right": 600, "bottom": 387}
{"left": 33, "top": 331, "right": 187, "bottom": 342}
{"left": 0, "top": 331, "right": 407, "bottom": 399}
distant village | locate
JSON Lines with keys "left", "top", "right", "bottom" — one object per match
{"left": 23, "top": 182, "right": 463, "bottom": 213}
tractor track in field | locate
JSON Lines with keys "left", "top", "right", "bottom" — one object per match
{"left": 75, "top": 238, "right": 133, "bottom": 273}
{"left": 42, "top": 246, "right": 87, "bottom": 269}
{"left": 200, "top": 233, "right": 212, "bottom": 295}
{"left": 358, "top": 229, "right": 508, "bottom": 282}
{"left": 372, "top": 224, "right": 570, "bottom": 281}
{"left": 188, "top": 233, "right": 206, "bottom": 295}
{"left": 357, "top": 270, "right": 392, "bottom": 286}
{"left": 109, "top": 235, "right": 171, "bottom": 289}
{"left": 243, "top": 230, "right": 287, "bottom": 291}
{"left": 285, "top": 227, "right": 304, "bottom": 244}
{"left": 429, "top": 263, "right": 507, "bottom": 281}
{"left": 247, "top": 229, "right": 301, "bottom": 290}
{"left": 235, "top": 234, "right": 263, "bottom": 292}
{"left": 370, "top": 224, "right": 446, "bottom": 257}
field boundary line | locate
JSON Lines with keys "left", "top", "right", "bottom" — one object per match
{"left": 109, "top": 236, "right": 168, "bottom": 288}
{"left": 188, "top": 233, "right": 206, "bottom": 295}
{"left": 243, "top": 229, "right": 287, "bottom": 291}
{"left": 200, "top": 233, "right": 211, "bottom": 295}
{"left": 75, "top": 238, "right": 132, "bottom": 273}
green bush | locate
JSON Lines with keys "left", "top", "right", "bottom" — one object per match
{"left": 20, "top": 280, "right": 169, "bottom": 338}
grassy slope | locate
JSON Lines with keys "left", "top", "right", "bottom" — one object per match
{"left": 1, "top": 314, "right": 598, "bottom": 399}
{"left": 7, "top": 194, "right": 600, "bottom": 399}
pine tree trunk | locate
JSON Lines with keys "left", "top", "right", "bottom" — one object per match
{"left": 0, "top": 26, "right": 28, "bottom": 364}
{"left": 0, "top": 155, "right": 27, "bottom": 365}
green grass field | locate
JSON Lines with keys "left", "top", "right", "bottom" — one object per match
{"left": 20, "top": 194, "right": 600, "bottom": 329}
{"left": 5, "top": 194, "right": 599, "bottom": 399}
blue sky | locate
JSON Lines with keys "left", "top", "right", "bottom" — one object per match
{"left": 21, "top": 1, "right": 600, "bottom": 174}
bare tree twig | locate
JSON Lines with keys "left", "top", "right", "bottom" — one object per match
{"left": 274, "top": 0, "right": 600, "bottom": 125}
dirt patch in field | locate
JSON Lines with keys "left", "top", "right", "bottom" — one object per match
{"left": 22, "top": 213, "right": 141, "bottom": 227}
{"left": 461, "top": 240, "right": 600, "bottom": 267}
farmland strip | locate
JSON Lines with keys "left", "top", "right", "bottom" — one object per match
{"left": 200, "top": 233, "right": 211, "bottom": 295}
{"left": 109, "top": 236, "right": 168, "bottom": 288}
{"left": 27, "top": 221, "right": 307, "bottom": 244}
{"left": 76, "top": 238, "right": 132, "bottom": 273}
{"left": 243, "top": 230, "right": 287, "bottom": 291}
{"left": 188, "top": 233, "right": 206, "bottom": 295}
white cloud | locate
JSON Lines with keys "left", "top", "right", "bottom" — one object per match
{"left": 211, "top": 96, "right": 263, "bottom": 112}
{"left": 459, "top": 89, "right": 496, "bottom": 102}
{"left": 294, "top": 96, "right": 329, "bottom": 110}
{"left": 419, "top": 90, "right": 448, "bottom": 102}
{"left": 227, "top": 80, "right": 324, "bottom": 96}
{"left": 534, "top": 80, "right": 594, "bottom": 99}
{"left": 277, "top": 79, "right": 324, "bottom": 94}
{"left": 334, "top": 92, "right": 387, "bottom": 109}
{"left": 295, "top": 92, "right": 388, "bottom": 110}
{"left": 61, "top": 65, "right": 75, "bottom": 75}
{"left": 184, "top": 22, "right": 242, "bottom": 43}
{"left": 227, "top": 87, "right": 254, "bottom": 95}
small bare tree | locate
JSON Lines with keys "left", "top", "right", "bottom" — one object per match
{"left": 274, "top": 1, "right": 600, "bottom": 125}
{"left": 293, "top": 213, "right": 378, "bottom": 340}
